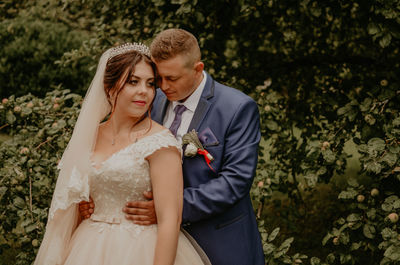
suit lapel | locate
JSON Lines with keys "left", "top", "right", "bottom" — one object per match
{"left": 153, "top": 91, "right": 169, "bottom": 124}
{"left": 188, "top": 73, "right": 215, "bottom": 131}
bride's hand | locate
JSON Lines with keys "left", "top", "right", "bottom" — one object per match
{"left": 79, "top": 197, "right": 95, "bottom": 219}
{"left": 123, "top": 191, "right": 157, "bottom": 225}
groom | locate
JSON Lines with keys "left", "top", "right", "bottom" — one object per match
{"left": 81, "top": 29, "right": 264, "bottom": 265}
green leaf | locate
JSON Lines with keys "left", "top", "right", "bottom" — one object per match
{"left": 20, "top": 219, "right": 31, "bottom": 227}
{"left": 368, "top": 138, "right": 386, "bottom": 151}
{"left": 322, "top": 149, "right": 336, "bottom": 164}
{"left": 379, "top": 34, "right": 392, "bottom": 48}
{"left": 268, "top": 227, "right": 280, "bottom": 242}
{"left": 274, "top": 237, "right": 294, "bottom": 258}
{"left": 0, "top": 233, "right": 7, "bottom": 245}
{"left": 176, "top": 3, "right": 192, "bottom": 14}
{"left": 337, "top": 218, "right": 346, "bottom": 225}
{"left": 364, "top": 161, "right": 382, "bottom": 174}
{"left": 195, "top": 12, "right": 205, "bottom": 23}
{"left": 358, "top": 144, "right": 368, "bottom": 153}
{"left": 382, "top": 195, "right": 400, "bottom": 212}
{"left": 338, "top": 189, "right": 357, "bottom": 199}
{"left": 381, "top": 152, "right": 397, "bottom": 167}
{"left": 382, "top": 9, "right": 397, "bottom": 19}
{"left": 394, "top": 199, "right": 400, "bottom": 209}
{"left": 281, "top": 237, "right": 294, "bottom": 248}
{"left": 339, "top": 254, "right": 352, "bottom": 264}
{"left": 263, "top": 242, "right": 276, "bottom": 255}
{"left": 360, "top": 98, "right": 372, "bottom": 112}
{"left": 381, "top": 228, "right": 396, "bottom": 240}
{"left": 389, "top": 145, "right": 400, "bottom": 154}
{"left": 339, "top": 232, "right": 350, "bottom": 245}
{"left": 350, "top": 242, "right": 361, "bottom": 251}
{"left": 12, "top": 219, "right": 25, "bottom": 235}
{"left": 310, "top": 257, "right": 321, "bottom": 265}
{"left": 326, "top": 254, "right": 335, "bottom": 263}
{"left": 363, "top": 224, "right": 376, "bottom": 239}
{"left": 393, "top": 117, "right": 400, "bottom": 127}
{"left": 337, "top": 104, "right": 352, "bottom": 116}
{"left": 6, "top": 110, "right": 16, "bottom": 124}
{"left": 322, "top": 233, "right": 333, "bottom": 246}
{"left": 316, "top": 166, "right": 327, "bottom": 175}
{"left": 367, "top": 23, "right": 380, "bottom": 35}
{"left": 384, "top": 245, "right": 400, "bottom": 261}
{"left": 151, "top": 0, "right": 165, "bottom": 6}
{"left": 304, "top": 172, "right": 318, "bottom": 187}
{"left": 265, "top": 120, "right": 279, "bottom": 131}
{"left": 25, "top": 224, "right": 37, "bottom": 233}
{"left": 57, "top": 119, "right": 67, "bottom": 128}
{"left": 347, "top": 178, "right": 359, "bottom": 188}
{"left": 21, "top": 106, "right": 32, "bottom": 116}
{"left": 366, "top": 208, "right": 376, "bottom": 220}
{"left": 310, "top": 7, "right": 321, "bottom": 17}
{"left": 0, "top": 187, "right": 7, "bottom": 200}
{"left": 346, "top": 213, "right": 361, "bottom": 222}
{"left": 13, "top": 196, "right": 25, "bottom": 209}
{"left": 364, "top": 114, "right": 376, "bottom": 125}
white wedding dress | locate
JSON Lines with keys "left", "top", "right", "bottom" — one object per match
{"left": 62, "top": 129, "right": 208, "bottom": 265}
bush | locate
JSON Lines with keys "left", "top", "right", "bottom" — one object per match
{"left": 253, "top": 83, "right": 400, "bottom": 264}
{"left": 0, "top": 12, "right": 93, "bottom": 98}
{"left": 0, "top": 90, "right": 81, "bottom": 264}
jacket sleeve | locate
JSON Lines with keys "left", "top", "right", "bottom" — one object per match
{"left": 182, "top": 97, "right": 261, "bottom": 223}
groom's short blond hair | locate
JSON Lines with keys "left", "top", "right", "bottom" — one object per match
{"left": 150, "top": 28, "right": 201, "bottom": 68}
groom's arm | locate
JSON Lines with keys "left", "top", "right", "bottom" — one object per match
{"left": 182, "top": 97, "right": 261, "bottom": 224}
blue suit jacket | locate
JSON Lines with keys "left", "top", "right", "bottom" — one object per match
{"left": 152, "top": 73, "right": 264, "bottom": 265}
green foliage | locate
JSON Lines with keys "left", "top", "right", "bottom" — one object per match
{"left": 0, "top": 1, "right": 96, "bottom": 98}
{"left": 0, "top": 15, "right": 92, "bottom": 98}
{"left": 259, "top": 223, "right": 309, "bottom": 265}
{"left": 2, "top": 0, "right": 400, "bottom": 96}
{"left": 0, "top": 90, "right": 81, "bottom": 264}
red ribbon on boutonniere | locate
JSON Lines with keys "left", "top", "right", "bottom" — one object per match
{"left": 182, "top": 129, "right": 215, "bottom": 172}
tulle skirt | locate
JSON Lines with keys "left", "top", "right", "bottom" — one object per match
{"left": 62, "top": 219, "right": 209, "bottom": 265}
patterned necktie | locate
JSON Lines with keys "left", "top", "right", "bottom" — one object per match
{"left": 169, "top": 104, "right": 187, "bottom": 137}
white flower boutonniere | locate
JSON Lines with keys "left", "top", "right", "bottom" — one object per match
{"left": 184, "top": 142, "right": 198, "bottom": 157}
{"left": 182, "top": 129, "right": 215, "bottom": 171}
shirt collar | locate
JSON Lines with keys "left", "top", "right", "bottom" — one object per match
{"left": 172, "top": 71, "right": 207, "bottom": 112}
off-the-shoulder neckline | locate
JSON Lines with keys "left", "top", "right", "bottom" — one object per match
{"left": 90, "top": 129, "right": 171, "bottom": 169}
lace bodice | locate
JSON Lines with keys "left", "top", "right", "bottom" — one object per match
{"left": 88, "top": 129, "right": 181, "bottom": 225}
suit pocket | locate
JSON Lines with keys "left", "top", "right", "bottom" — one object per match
{"left": 215, "top": 213, "right": 246, "bottom": 229}
{"left": 199, "top": 127, "right": 219, "bottom": 147}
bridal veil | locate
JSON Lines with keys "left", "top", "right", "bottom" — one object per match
{"left": 34, "top": 49, "right": 111, "bottom": 265}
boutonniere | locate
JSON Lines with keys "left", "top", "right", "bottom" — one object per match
{"left": 182, "top": 129, "right": 215, "bottom": 171}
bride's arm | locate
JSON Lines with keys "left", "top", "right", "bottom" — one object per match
{"left": 147, "top": 146, "right": 183, "bottom": 265}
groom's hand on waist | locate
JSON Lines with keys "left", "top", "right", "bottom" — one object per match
{"left": 123, "top": 191, "right": 157, "bottom": 225}
{"left": 78, "top": 197, "right": 94, "bottom": 220}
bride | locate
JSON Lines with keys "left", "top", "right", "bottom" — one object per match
{"left": 34, "top": 43, "right": 210, "bottom": 265}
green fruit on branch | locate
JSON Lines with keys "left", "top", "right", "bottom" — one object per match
{"left": 333, "top": 237, "right": 339, "bottom": 245}
{"left": 388, "top": 213, "right": 399, "bottom": 223}
{"left": 357, "top": 195, "right": 365, "bottom": 202}
{"left": 371, "top": 188, "right": 379, "bottom": 197}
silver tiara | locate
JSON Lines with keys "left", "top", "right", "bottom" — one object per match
{"left": 108, "top": 42, "right": 151, "bottom": 60}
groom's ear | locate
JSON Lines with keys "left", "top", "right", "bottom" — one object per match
{"left": 194, "top": 61, "right": 204, "bottom": 73}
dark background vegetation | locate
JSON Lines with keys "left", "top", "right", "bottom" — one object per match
{"left": 0, "top": 0, "right": 399, "bottom": 264}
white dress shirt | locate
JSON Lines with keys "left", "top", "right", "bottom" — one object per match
{"left": 163, "top": 72, "right": 207, "bottom": 143}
